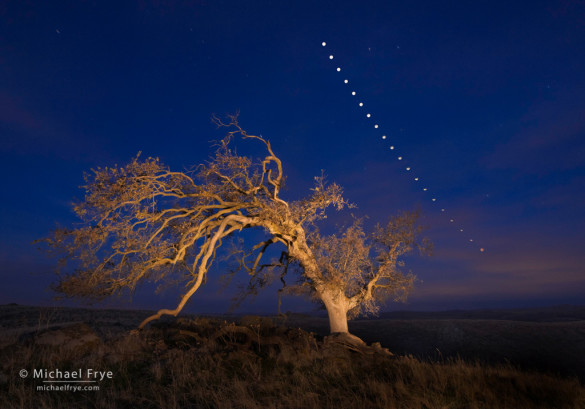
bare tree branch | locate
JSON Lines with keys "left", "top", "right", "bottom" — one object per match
{"left": 39, "top": 115, "right": 428, "bottom": 334}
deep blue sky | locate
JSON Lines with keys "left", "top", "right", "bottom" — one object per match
{"left": 1, "top": 0, "right": 584, "bottom": 314}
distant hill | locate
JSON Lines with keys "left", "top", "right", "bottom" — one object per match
{"left": 2, "top": 303, "right": 585, "bottom": 381}
{"left": 375, "top": 305, "right": 585, "bottom": 322}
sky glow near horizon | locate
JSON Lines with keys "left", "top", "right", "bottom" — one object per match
{"left": 0, "top": 0, "right": 584, "bottom": 313}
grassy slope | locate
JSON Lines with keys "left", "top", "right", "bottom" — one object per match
{"left": 0, "top": 305, "right": 584, "bottom": 409}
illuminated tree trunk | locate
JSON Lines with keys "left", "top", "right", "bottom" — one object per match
{"left": 322, "top": 294, "right": 350, "bottom": 333}
{"left": 290, "top": 238, "right": 350, "bottom": 334}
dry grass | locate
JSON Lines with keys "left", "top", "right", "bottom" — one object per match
{"left": 0, "top": 311, "right": 584, "bottom": 409}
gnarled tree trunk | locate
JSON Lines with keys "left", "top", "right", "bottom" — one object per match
{"left": 321, "top": 293, "right": 350, "bottom": 333}
{"left": 289, "top": 236, "right": 352, "bottom": 334}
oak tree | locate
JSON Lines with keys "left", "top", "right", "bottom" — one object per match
{"left": 41, "top": 116, "right": 428, "bottom": 333}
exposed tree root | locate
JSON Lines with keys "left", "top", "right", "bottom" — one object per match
{"left": 324, "top": 332, "right": 393, "bottom": 356}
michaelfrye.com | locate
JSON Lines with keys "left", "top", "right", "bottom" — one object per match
{"left": 19, "top": 368, "right": 113, "bottom": 392}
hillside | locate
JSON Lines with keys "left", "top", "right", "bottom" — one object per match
{"left": 1, "top": 304, "right": 584, "bottom": 408}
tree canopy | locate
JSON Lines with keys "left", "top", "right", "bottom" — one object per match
{"left": 41, "top": 115, "right": 429, "bottom": 332}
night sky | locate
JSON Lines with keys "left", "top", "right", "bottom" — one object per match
{"left": 1, "top": 1, "right": 584, "bottom": 314}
